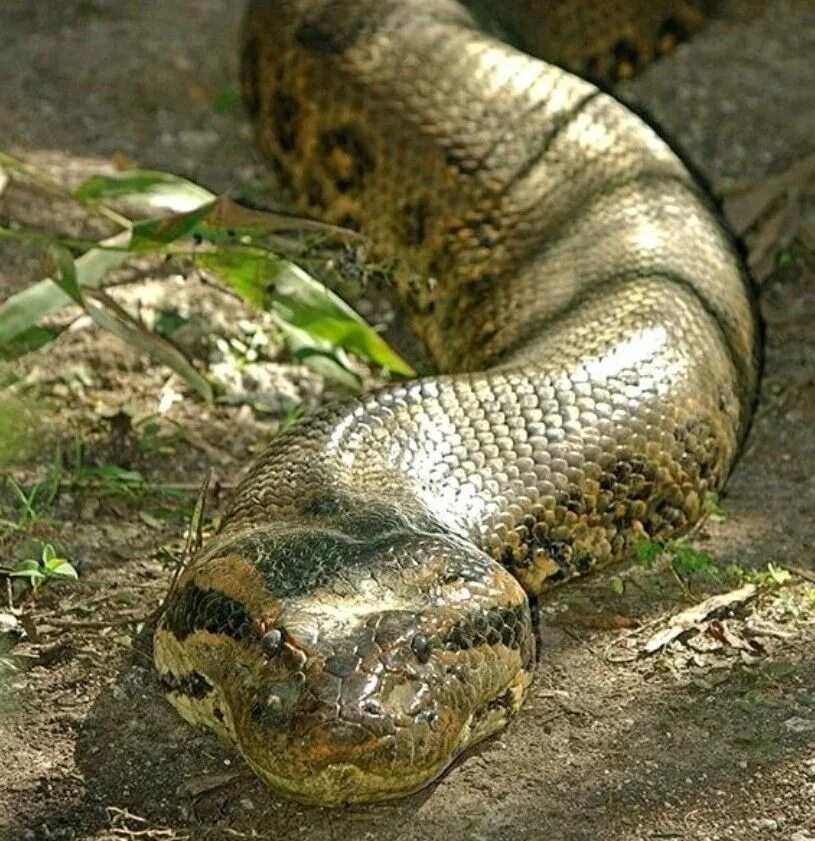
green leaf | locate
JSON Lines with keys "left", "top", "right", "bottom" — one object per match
{"left": 48, "top": 245, "right": 82, "bottom": 303}
{"left": 277, "top": 321, "right": 361, "bottom": 391}
{"left": 0, "top": 325, "right": 61, "bottom": 360}
{"left": 197, "top": 248, "right": 283, "bottom": 308}
{"left": 48, "top": 249, "right": 213, "bottom": 401}
{"left": 130, "top": 199, "right": 217, "bottom": 250}
{"left": 635, "top": 539, "right": 663, "bottom": 567}
{"left": 9, "top": 559, "right": 45, "bottom": 588}
{"left": 273, "top": 263, "right": 414, "bottom": 376}
{"left": 195, "top": 196, "right": 355, "bottom": 244}
{"left": 45, "top": 559, "right": 78, "bottom": 580}
{"left": 766, "top": 563, "right": 791, "bottom": 587}
{"left": 201, "top": 250, "right": 414, "bottom": 376}
{"left": 41, "top": 544, "right": 57, "bottom": 563}
{"left": 75, "top": 170, "right": 214, "bottom": 214}
{"left": 609, "top": 576, "right": 625, "bottom": 596}
{"left": 0, "top": 231, "right": 131, "bottom": 347}
{"left": 11, "top": 559, "right": 41, "bottom": 574}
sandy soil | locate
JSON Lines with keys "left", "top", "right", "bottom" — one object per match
{"left": 1, "top": 2, "right": 814, "bottom": 840}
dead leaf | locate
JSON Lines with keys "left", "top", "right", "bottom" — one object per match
{"left": 642, "top": 584, "right": 757, "bottom": 655}
{"left": 705, "top": 619, "right": 755, "bottom": 652}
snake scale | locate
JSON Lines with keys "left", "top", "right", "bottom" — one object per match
{"left": 154, "top": 0, "right": 760, "bottom": 805}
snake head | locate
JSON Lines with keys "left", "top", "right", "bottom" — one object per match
{"left": 154, "top": 524, "right": 534, "bottom": 804}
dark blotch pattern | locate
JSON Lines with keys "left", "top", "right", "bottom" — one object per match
{"left": 401, "top": 197, "right": 432, "bottom": 247}
{"left": 160, "top": 669, "right": 214, "bottom": 700}
{"left": 162, "top": 584, "right": 254, "bottom": 642}
{"left": 271, "top": 90, "right": 301, "bottom": 153}
{"left": 318, "top": 125, "right": 375, "bottom": 193}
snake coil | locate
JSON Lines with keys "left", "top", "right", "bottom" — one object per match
{"left": 154, "top": 0, "right": 759, "bottom": 805}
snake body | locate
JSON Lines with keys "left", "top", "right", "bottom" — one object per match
{"left": 154, "top": 0, "right": 759, "bottom": 805}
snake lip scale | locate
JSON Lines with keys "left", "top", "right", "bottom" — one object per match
{"left": 153, "top": 0, "right": 760, "bottom": 806}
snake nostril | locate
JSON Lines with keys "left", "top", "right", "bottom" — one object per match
{"left": 261, "top": 628, "right": 283, "bottom": 657}
{"left": 416, "top": 709, "right": 438, "bottom": 727}
{"left": 411, "top": 633, "right": 432, "bottom": 663}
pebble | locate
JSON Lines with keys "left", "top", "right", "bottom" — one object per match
{"left": 784, "top": 717, "right": 815, "bottom": 733}
{"left": 752, "top": 817, "right": 778, "bottom": 831}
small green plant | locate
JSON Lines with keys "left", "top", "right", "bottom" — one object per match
{"left": 1, "top": 465, "right": 62, "bottom": 531}
{"left": 736, "top": 562, "right": 792, "bottom": 592}
{"left": 73, "top": 464, "right": 148, "bottom": 498}
{"left": 634, "top": 538, "right": 664, "bottom": 567}
{"left": 634, "top": 536, "right": 721, "bottom": 598}
{"left": 665, "top": 540, "right": 720, "bottom": 579}
{"left": 0, "top": 153, "right": 414, "bottom": 397}
{"left": 1, "top": 543, "right": 77, "bottom": 593}
{"left": 702, "top": 491, "right": 726, "bottom": 522}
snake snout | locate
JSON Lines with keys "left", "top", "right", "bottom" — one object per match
{"left": 156, "top": 526, "right": 536, "bottom": 804}
{"left": 232, "top": 595, "right": 535, "bottom": 803}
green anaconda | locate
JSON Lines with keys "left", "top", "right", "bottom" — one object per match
{"left": 154, "top": 0, "right": 760, "bottom": 805}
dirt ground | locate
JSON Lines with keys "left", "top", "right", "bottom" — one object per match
{"left": 1, "top": 1, "right": 815, "bottom": 840}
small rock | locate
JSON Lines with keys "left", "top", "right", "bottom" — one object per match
{"left": 784, "top": 717, "right": 815, "bottom": 733}
{"left": 0, "top": 611, "right": 24, "bottom": 641}
{"left": 752, "top": 817, "right": 778, "bottom": 831}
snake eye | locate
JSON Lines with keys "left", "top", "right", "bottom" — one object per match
{"left": 261, "top": 628, "right": 283, "bottom": 657}
{"left": 362, "top": 699, "right": 384, "bottom": 717}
